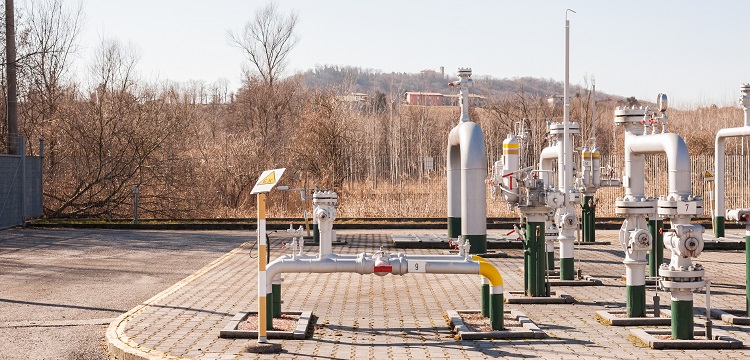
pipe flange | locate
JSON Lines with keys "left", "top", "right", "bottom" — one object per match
{"left": 657, "top": 198, "right": 703, "bottom": 217}
{"left": 615, "top": 198, "right": 657, "bottom": 216}
{"left": 548, "top": 122, "right": 581, "bottom": 135}
{"left": 660, "top": 279, "right": 706, "bottom": 290}
{"left": 658, "top": 269, "right": 705, "bottom": 279}
{"left": 614, "top": 107, "right": 647, "bottom": 125}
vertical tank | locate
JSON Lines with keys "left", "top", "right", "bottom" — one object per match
{"left": 502, "top": 134, "right": 520, "bottom": 203}
{"left": 581, "top": 146, "right": 591, "bottom": 186}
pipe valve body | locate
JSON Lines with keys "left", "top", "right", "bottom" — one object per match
{"left": 313, "top": 191, "right": 338, "bottom": 256}
{"left": 727, "top": 209, "right": 750, "bottom": 224}
{"left": 628, "top": 229, "right": 652, "bottom": 252}
{"left": 664, "top": 224, "right": 704, "bottom": 258}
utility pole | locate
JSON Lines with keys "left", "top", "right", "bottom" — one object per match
{"left": 5, "top": 0, "right": 18, "bottom": 154}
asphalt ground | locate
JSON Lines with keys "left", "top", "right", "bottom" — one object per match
{"left": 0, "top": 228, "right": 251, "bottom": 360}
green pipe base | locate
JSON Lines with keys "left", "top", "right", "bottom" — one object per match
{"left": 272, "top": 284, "right": 281, "bottom": 318}
{"left": 266, "top": 292, "right": 274, "bottom": 330}
{"left": 648, "top": 219, "right": 664, "bottom": 278}
{"left": 490, "top": 293, "right": 504, "bottom": 330}
{"left": 581, "top": 195, "right": 595, "bottom": 242}
{"left": 547, "top": 251, "right": 554, "bottom": 272}
{"left": 714, "top": 216, "right": 725, "bottom": 238}
{"left": 671, "top": 300, "right": 694, "bottom": 340}
{"left": 481, "top": 284, "right": 490, "bottom": 317}
{"left": 559, "top": 257, "right": 575, "bottom": 281}
{"left": 463, "top": 234, "right": 487, "bottom": 255}
{"left": 447, "top": 217, "right": 461, "bottom": 239}
{"left": 626, "top": 285, "right": 646, "bottom": 318}
{"left": 524, "top": 222, "right": 547, "bottom": 297}
{"left": 746, "top": 235, "right": 750, "bottom": 317}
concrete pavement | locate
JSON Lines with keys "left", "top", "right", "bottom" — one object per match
{"left": 105, "top": 229, "right": 750, "bottom": 359}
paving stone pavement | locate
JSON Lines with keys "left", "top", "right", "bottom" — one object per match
{"left": 108, "top": 229, "right": 750, "bottom": 359}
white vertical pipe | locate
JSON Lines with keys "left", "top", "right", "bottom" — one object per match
{"left": 563, "top": 17, "right": 571, "bottom": 211}
{"left": 591, "top": 81, "right": 596, "bottom": 145}
{"left": 715, "top": 127, "right": 750, "bottom": 218}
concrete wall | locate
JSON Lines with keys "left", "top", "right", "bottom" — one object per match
{"left": 0, "top": 155, "right": 43, "bottom": 229}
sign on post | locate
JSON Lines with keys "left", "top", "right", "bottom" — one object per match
{"left": 251, "top": 168, "right": 286, "bottom": 194}
{"left": 703, "top": 170, "right": 714, "bottom": 182}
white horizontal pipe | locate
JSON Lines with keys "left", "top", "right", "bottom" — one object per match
{"left": 266, "top": 254, "right": 483, "bottom": 291}
{"left": 715, "top": 126, "right": 750, "bottom": 218}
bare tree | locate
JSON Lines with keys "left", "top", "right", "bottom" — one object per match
{"left": 19, "top": 0, "right": 83, "bottom": 155}
{"left": 228, "top": 2, "right": 298, "bottom": 87}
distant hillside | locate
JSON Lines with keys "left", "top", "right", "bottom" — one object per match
{"left": 299, "top": 65, "right": 624, "bottom": 101}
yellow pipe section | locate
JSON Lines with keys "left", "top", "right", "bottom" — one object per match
{"left": 473, "top": 255, "right": 503, "bottom": 287}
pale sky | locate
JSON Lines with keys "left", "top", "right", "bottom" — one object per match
{"left": 56, "top": 0, "right": 750, "bottom": 108}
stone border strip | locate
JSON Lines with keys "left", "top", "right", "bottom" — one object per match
{"left": 548, "top": 276, "right": 603, "bottom": 286}
{"left": 447, "top": 309, "right": 547, "bottom": 340}
{"left": 518, "top": 267, "right": 602, "bottom": 286}
{"left": 106, "top": 241, "right": 252, "bottom": 360}
{"left": 595, "top": 309, "right": 672, "bottom": 326}
{"left": 504, "top": 290, "right": 575, "bottom": 304}
{"left": 630, "top": 328, "right": 743, "bottom": 349}
{"left": 710, "top": 308, "right": 750, "bottom": 325}
{"left": 219, "top": 311, "right": 313, "bottom": 339}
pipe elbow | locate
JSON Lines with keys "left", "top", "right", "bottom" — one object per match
{"left": 448, "top": 122, "right": 486, "bottom": 170}
{"left": 475, "top": 257, "right": 503, "bottom": 287}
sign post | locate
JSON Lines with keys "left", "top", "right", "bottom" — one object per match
{"left": 250, "top": 168, "right": 285, "bottom": 346}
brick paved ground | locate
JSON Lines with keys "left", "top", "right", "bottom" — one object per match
{"left": 109, "top": 229, "right": 750, "bottom": 359}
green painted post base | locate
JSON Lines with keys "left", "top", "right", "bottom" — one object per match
{"left": 746, "top": 235, "right": 750, "bottom": 317}
{"left": 547, "top": 251, "right": 555, "bottom": 272}
{"left": 490, "top": 293, "right": 504, "bottom": 330}
{"left": 481, "top": 284, "right": 490, "bottom": 317}
{"left": 272, "top": 284, "right": 281, "bottom": 318}
{"left": 559, "top": 257, "right": 574, "bottom": 280}
{"left": 313, "top": 223, "right": 320, "bottom": 244}
{"left": 266, "top": 292, "right": 274, "bottom": 330}
{"left": 524, "top": 222, "right": 547, "bottom": 297}
{"left": 671, "top": 300, "right": 694, "bottom": 340}
{"left": 626, "top": 285, "right": 646, "bottom": 318}
{"left": 463, "top": 234, "right": 487, "bottom": 254}
{"left": 648, "top": 219, "right": 664, "bottom": 278}
{"left": 714, "top": 216, "right": 725, "bottom": 238}
{"left": 447, "top": 217, "right": 461, "bottom": 239}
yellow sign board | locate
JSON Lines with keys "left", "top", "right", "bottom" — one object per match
{"left": 257, "top": 172, "right": 276, "bottom": 185}
{"left": 704, "top": 170, "right": 714, "bottom": 182}
{"left": 250, "top": 168, "right": 286, "bottom": 194}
